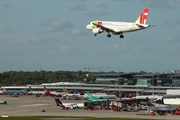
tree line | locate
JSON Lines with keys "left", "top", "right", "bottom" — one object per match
{"left": 0, "top": 70, "right": 148, "bottom": 86}
{"left": 0, "top": 70, "right": 89, "bottom": 86}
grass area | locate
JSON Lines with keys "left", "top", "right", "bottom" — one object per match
{"left": 0, "top": 116, "right": 157, "bottom": 120}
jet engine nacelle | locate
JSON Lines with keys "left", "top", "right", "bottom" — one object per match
{"left": 92, "top": 28, "right": 103, "bottom": 34}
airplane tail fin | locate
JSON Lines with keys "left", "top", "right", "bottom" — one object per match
{"left": 135, "top": 8, "right": 149, "bottom": 24}
{"left": 2, "top": 88, "right": 7, "bottom": 92}
{"left": 54, "top": 98, "right": 64, "bottom": 107}
{"left": 63, "top": 89, "right": 68, "bottom": 94}
{"left": 29, "top": 86, "right": 33, "bottom": 91}
{"left": 87, "top": 92, "right": 94, "bottom": 99}
{"left": 146, "top": 97, "right": 154, "bottom": 106}
{"left": 128, "top": 92, "right": 133, "bottom": 98}
{"left": 43, "top": 86, "right": 48, "bottom": 92}
{"left": 79, "top": 91, "right": 85, "bottom": 95}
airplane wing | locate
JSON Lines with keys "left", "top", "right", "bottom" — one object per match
{"left": 92, "top": 23, "right": 120, "bottom": 33}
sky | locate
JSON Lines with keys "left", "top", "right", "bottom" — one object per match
{"left": 0, "top": 0, "right": 180, "bottom": 73}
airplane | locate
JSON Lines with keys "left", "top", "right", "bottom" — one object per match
{"left": 2, "top": 88, "right": 28, "bottom": 95}
{"left": 90, "top": 92, "right": 117, "bottom": 100}
{"left": 62, "top": 90, "right": 85, "bottom": 99}
{"left": 54, "top": 98, "right": 84, "bottom": 109}
{"left": 147, "top": 97, "right": 175, "bottom": 114}
{"left": 28, "top": 86, "right": 45, "bottom": 95}
{"left": 86, "top": 8, "right": 151, "bottom": 38}
{"left": 43, "top": 86, "right": 65, "bottom": 97}
{"left": 87, "top": 92, "right": 112, "bottom": 102}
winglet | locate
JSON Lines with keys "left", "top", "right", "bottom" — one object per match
{"left": 135, "top": 8, "right": 149, "bottom": 24}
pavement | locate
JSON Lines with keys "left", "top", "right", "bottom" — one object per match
{"left": 0, "top": 95, "right": 180, "bottom": 119}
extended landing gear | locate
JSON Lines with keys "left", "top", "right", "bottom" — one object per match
{"left": 107, "top": 33, "right": 111, "bottom": 38}
{"left": 119, "top": 34, "right": 124, "bottom": 38}
{"left": 94, "top": 34, "right": 97, "bottom": 36}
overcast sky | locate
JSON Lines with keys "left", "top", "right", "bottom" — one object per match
{"left": 0, "top": 0, "right": 180, "bottom": 73}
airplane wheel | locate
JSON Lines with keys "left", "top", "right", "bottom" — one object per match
{"left": 107, "top": 34, "right": 111, "bottom": 37}
{"left": 120, "top": 34, "right": 124, "bottom": 38}
{"left": 94, "top": 34, "right": 97, "bottom": 36}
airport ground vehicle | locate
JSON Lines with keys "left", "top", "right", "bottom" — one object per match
{"left": 0, "top": 100, "right": 7, "bottom": 104}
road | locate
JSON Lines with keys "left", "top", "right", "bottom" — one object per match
{"left": 0, "top": 95, "right": 180, "bottom": 119}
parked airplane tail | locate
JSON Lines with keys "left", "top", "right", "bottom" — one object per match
{"left": 63, "top": 89, "right": 68, "bottom": 94}
{"left": 146, "top": 97, "right": 154, "bottom": 106}
{"left": 2, "top": 88, "right": 7, "bottom": 92}
{"left": 79, "top": 91, "right": 85, "bottom": 95}
{"left": 87, "top": 92, "right": 94, "bottom": 99}
{"left": 135, "top": 8, "right": 149, "bottom": 24}
{"left": 43, "top": 86, "right": 48, "bottom": 92}
{"left": 29, "top": 86, "right": 33, "bottom": 91}
{"left": 43, "top": 86, "right": 54, "bottom": 96}
{"left": 54, "top": 98, "right": 64, "bottom": 107}
{"left": 128, "top": 92, "right": 133, "bottom": 98}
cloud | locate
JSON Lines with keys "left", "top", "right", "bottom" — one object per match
{"left": 163, "top": 36, "right": 180, "bottom": 43}
{"left": 3, "top": 3, "right": 10, "bottom": 7}
{"left": 69, "top": 5, "right": 88, "bottom": 11}
{"left": 97, "top": 3, "right": 110, "bottom": 9}
{"left": 0, "top": 37, "right": 8, "bottom": 44}
{"left": 71, "top": 28, "right": 89, "bottom": 36}
{"left": 164, "top": 18, "right": 180, "bottom": 25}
{"left": 86, "top": 10, "right": 110, "bottom": 17}
{"left": 67, "top": 0, "right": 86, "bottom": 2}
{"left": 60, "top": 45, "right": 71, "bottom": 54}
{"left": 172, "top": 0, "right": 180, "bottom": 3}
{"left": 148, "top": 0, "right": 177, "bottom": 9}
{"left": 40, "top": 18, "right": 73, "bottom": 33}
{"left": 25, "top": 36, "right": 48, "bottom": 45}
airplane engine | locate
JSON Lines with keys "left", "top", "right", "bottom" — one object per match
{"left": 92, "top": 28, "right": 103, "bottom": 34}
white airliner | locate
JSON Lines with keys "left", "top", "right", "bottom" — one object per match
{"left": 54, "top": 98, "right": 84, "bottom": 109}
{"left": 86, "top": 8, "right": 151, "bottom": 38}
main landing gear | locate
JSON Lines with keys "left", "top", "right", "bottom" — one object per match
{"left": 107, "top": 33, "right": 111, "bottom": 37}
{"left": 106, "top": 33, "right": 124, "bottom": 38}
{"left": 119, "top": 34, "right": 124, "bottom": 38}
{"left": 95, "top": 33, "right": 124, "bottom": 38}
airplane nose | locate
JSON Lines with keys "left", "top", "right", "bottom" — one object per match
{"left": 86, "top": 24, "right": 91, "bottom": 30}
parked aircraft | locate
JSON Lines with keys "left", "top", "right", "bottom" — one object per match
{"left": 43, "top": 86, "right": 65, "bottom": 97}
{"left": 147, "top": 97, "right": 175, "bottom": 113}
{"left": 62, "top": 91, "right": 85, "bottom": 99}
{"left": 28, "top": 86, "right": 45, "bottom": 95}
{"left": 87, "top": 92, "right": 113, "bottom": 102}
{"left": 54, "top": 98, "right": 84, "bottom": 109}
{"left": 91, "top": 92, "right": 117, "bottom": 99}
{"left": 2, "top": 88, "right": 28, "bottom": 95}
{"left": 86, "top": 8, "right": 151, "bottom": 38}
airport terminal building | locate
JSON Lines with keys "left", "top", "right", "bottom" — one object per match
{"left": 1, "top": 71, "right": 180, "bottom": 95}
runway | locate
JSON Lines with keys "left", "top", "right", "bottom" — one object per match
{"left": 0, "top": 95, "right": 180, "bottom": 119}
